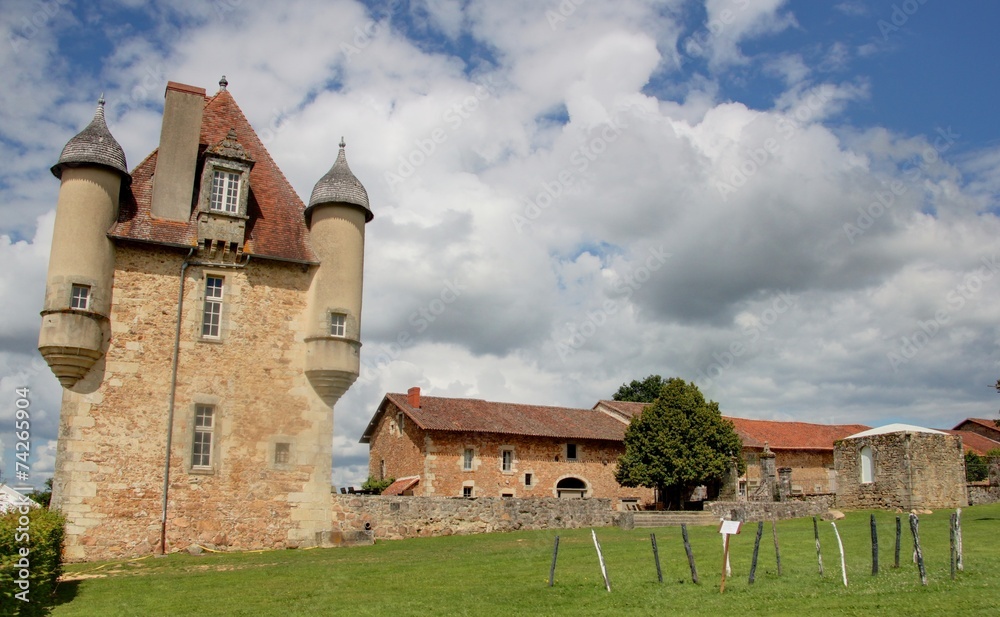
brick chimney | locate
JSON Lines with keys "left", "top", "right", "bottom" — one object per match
{"left": 407, "top": 386, "right": 420, "bottom": 408}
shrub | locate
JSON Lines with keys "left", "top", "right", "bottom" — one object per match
{"left": 361, "top": 477, "right": 394, "bottom": 495}
{"left": 966, "top": 451, "right": 989, "bottom": 482}
{"left": 0, "top": 507, "right": 65, "bottom": 616}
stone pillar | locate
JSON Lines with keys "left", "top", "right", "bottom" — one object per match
{"left": 988, "top": 456, "right": 1000, "bottom": 488}
{"left": 778, "top": 467, "right": 793, "bottom": 502}
{"left": 759, "top": 443, "right": 777, "bottom": 502}
{"left": 719, "top": 455, "right": 740, "bottom": 500}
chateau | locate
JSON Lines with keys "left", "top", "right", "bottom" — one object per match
{"left": 40, "top": 78, "right": 371, "bottom": 560}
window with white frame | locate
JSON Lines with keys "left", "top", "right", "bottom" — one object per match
{"left": 463, "top": 448, "right": 474, "bottom": 471}
{"left": 210, "top": 170, "right": 240, "bottom": 213}
{"left": 501, "top": 448, "right": 514, "bottom": 473}
{"left": 70, "top": 284, "right": 91, "bottom": 310}
{"left": 192, "top": 405, "right": 215, "bottom": 468}
{"left": 202, "top": 276, "right": 224, "bottom": 338}
{"left": 329, "top": 313, "right": 347, "bottom": 337}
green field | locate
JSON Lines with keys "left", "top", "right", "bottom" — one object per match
{"left": 45, "top": 504, "right": 1000, "bottom": 616}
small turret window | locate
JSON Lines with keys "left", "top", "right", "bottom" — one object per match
{"left": 70, "top": 284, "right": 91, "bottom": 310}
{"left": 210, "top": 170, "right": 241, "bottom": 213}
{"left": 329, "top": 313, "right": 347, "bottom": 337}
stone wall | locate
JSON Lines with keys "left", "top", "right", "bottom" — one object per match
{"left": 706, "top": 496, "right": 834, "bottom": 522}
{"left": 51, "top": 246, "right": 336, "bottom": 560}
{"left": 743, "top": 448, "right": 837, "bottom": 494}
{"left": 968, "top": 485, "right": 1000, "bottom": 505}
{"left": 366, "top": 400, "right": 654, "bottom": 507}
{"left": 834, "top": 431, "right": 967, "bottom": 510}
{"left": 331, "top": 495, "right": 616, "bottom": 539}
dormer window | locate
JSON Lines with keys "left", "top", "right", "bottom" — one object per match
{"left": 210, "top": 170, "right": 241, "bottom": 213}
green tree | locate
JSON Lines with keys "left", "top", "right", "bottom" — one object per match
{"left": 28, "top": 477, "right": 53, "bottom": 509}
{"left": 615, "top": 378, "right": 743, "bottom": 509}
{"left": 965, "top": 451, "right": 989, "bottom": 482}
{"left": 613, "top": 374, "right": 667, "bottom": 403}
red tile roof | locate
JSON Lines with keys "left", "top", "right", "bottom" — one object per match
{"left": 361, "top": 393, "right": 631, "bottom": 443}
{"left": 110, "top": 87, "right": 318, "bottom": 263}
{"left": 952, "top": 418, "right": 1000, "bottom": 439}
{"left": 382, "top": 476, "right": 420, "bottom": 496}
{"left": 943, "top": 430, "right": 1000, "bottom": 456}
{"left": 596, "top": 400, "right": 868, "bottom": 451}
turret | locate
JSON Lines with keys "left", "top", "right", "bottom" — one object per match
{"left": 304, "top": 139, "right": 373, "bottom": 405}
{"left": 40, "top": 97, "right": 130, "bottom": 388}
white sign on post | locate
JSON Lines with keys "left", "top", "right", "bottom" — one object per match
{"left": 720, "top": 520, "right": 743, "bottom": 536}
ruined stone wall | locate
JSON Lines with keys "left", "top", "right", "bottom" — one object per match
{"left": 51, "top": 245, "right": 334, "bottom": 560}
{"left": 706, "top": 496, "right": 834, "bottom": 522}
{"left": 331, "top": 495, "right": 616, "bottom": 540}
{"left": 967, "top": 485, "right": 1000, "bottom": 505}
{"left": 743, "top": 448, "right": 836, "bottom": 494}
{"left": 834, "top": 432, "right": 967, "bottom": 510}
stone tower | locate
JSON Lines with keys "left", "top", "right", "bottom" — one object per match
{"left": 42, "top": 78, "right": 371, "bottom": 560}
{"left": 39, "top": 98, "right": 129, "bottom": 387}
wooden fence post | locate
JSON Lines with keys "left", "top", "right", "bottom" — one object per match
{"left": 909, "top": 513, "right": 927, "bottom": 586}
{"left": 682, "top": 523, "right": 699, "bottom": 584}
{"left": 771, "top": 520, "right": 782, "bottom": 576}
{"left": 549, "top": 536, "right": 559, "bottom": 587}
{"left": 894, "top": 516, "right": 901, "bottom": 569}
{"left": 831, "top": 521, "right": 848, "bottom": 587}
{"left": 591, "top": 529, "right": 611, "bottom": 592}
{"left": 813, "top": 516, "right": 824, "bottom": 576}
{"left": 870, "top": 513, "right": 879, "bottom": 576}
{"left": 651, "top": 533, "right": 663, "bottom": 584}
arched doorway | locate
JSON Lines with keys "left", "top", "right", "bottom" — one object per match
{"left": 556, "top": 477, "right": 587, "bottom": 499}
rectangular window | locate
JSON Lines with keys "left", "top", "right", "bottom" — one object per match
{"left": 201, "top": 276, "right": 224, "bottom": 338}
{"left": 274, "top": 442, "right": 290, "bottom": 465}
{"left": 501, "top": 449, "right": 514, "bottom": 472}
{"left": 329, "top": 313, "right": 346, "bottom": 337}
{"left": 210, "top": 170, "right": 240, "bottom": 213}
{"left": 463, "top": 486, "right": 473, "bottom": 498}
{"left": 566, "top": 443, "right": 578, "bottom": 461}
{"left": 70, "top": 284, "right": 91, "bottom": 310}
{"left": 463, "top": 448, "right": 474, "bottom": 471}
{"left": 192, "top": 405, "right": 214, "bottom": 468}
{"left": 524, "top": 473, "right": 533, "bottom": 487}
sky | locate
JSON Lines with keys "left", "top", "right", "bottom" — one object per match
{"left": 2, "top": 0, "right": 1000, "bottom": 489}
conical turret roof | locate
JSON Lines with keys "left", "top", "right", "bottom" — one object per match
{"left": 306, "top": 139, "right": 372, "bottom": 225}
{"left": 51, "top": 97, "right": 130, "bottom": 184}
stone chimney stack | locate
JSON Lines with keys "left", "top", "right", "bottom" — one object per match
{"left": 150, "top": 82, "right": 205, "bottom": 220}
{"left": 407, "top": 387, "right": 421, "bottom": 408}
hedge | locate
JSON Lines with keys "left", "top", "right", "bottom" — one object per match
{"left": 0, "top": 506, "right": 65, "bottom": 616}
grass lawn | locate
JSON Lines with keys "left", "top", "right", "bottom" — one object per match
{"left": 46, "top": 504, "right": 1000, "bottom": 616}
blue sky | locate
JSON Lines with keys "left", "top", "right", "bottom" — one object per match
{"left": 2, "top": 0, "right": 1000, "bottom": 489}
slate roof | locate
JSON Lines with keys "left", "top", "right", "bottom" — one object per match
{"left": 306, "top": 139, "right": 372, "bottom": 225}
{"left": 360, "top": 393, "right": 630, "bottom": 443}
{"left": 943, "top": 429, "right": 1000, "bottom": 456}
{"left": 51, "top": 98, "right": 130, "bottom": 182}
{"left": 595, "top": 400, "right": 868, "bottom": 451}
{"left": 110, "top": 84, "right": 319, "bottom": 263}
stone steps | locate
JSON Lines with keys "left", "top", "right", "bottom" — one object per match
{"left": 629, "top": 511, "right": 719, "bottom": 528}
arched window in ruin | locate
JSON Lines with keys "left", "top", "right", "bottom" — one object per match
{"left": 860, "top": 445, "right": 874, "bottom": 484}
{"left": 556, "top": 477, "right": 587, "bottom": 499}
